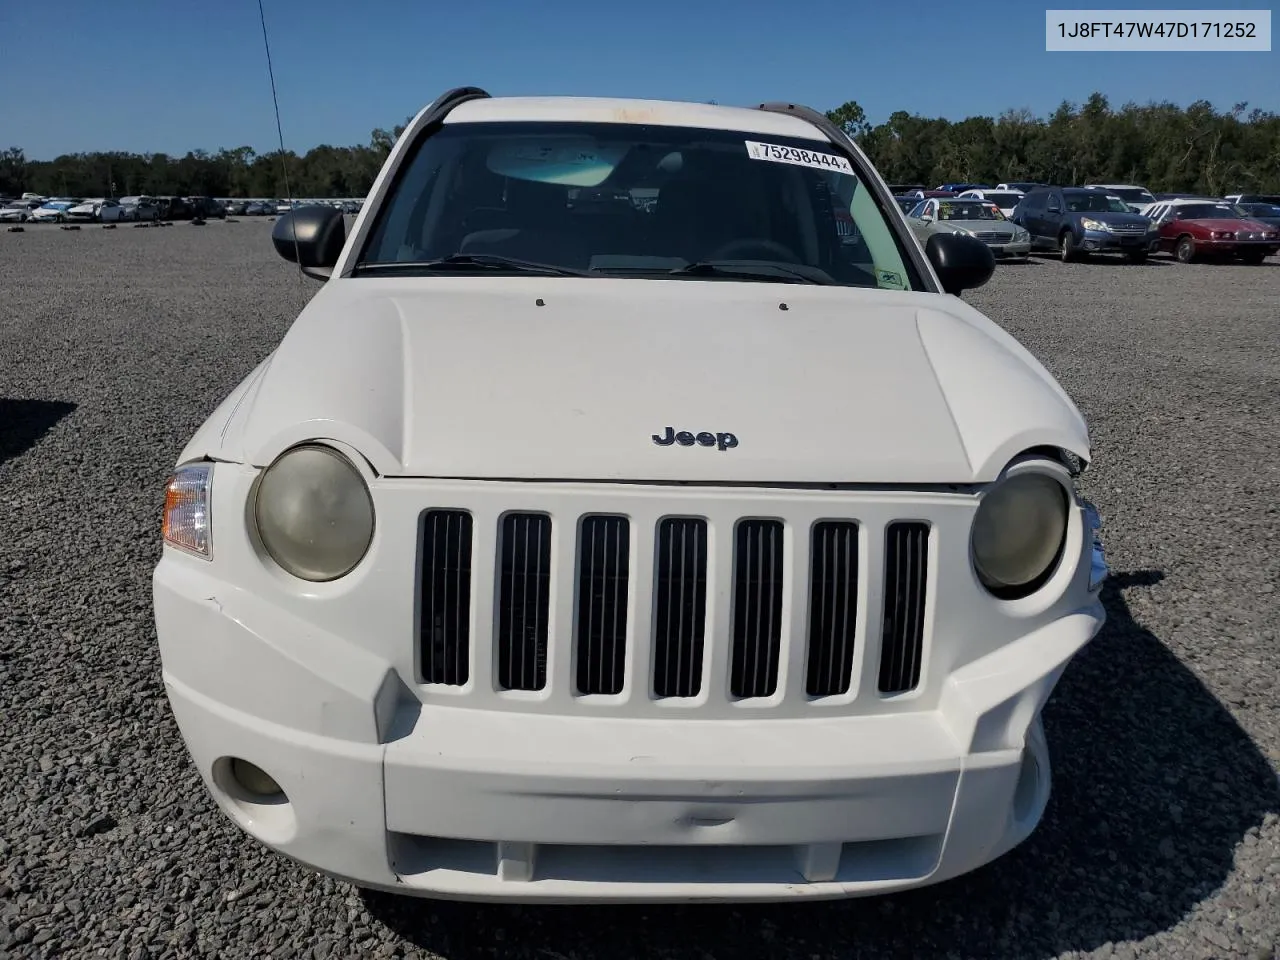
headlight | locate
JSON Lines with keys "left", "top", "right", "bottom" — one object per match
{"left": 252, "top": 444, "right": 375, "bottom": 581}
{"left": 1081, "top": 218, "right": 1111, "bottom": 232}
{"left": 1014, "top": 227, "right": 1029, "bottom": 240}
{"left": 163, "top": 462, "right": 214, "bottom": 559}
{"left": 971, "top": 471, "right": 1069, "bottom": 599}
{"left": 1083, "top": 499, "right": 1108, "bottom": 591}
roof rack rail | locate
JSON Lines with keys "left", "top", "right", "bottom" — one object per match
{"left": 755, "top": 101, "right": 854, "bottom": 152}
{"left": 420, "top": 86, "right": 492, "bottom": 127}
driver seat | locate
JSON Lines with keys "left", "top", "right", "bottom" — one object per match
{"left": 652, "top": 166, "right": 763, "bottom": 261}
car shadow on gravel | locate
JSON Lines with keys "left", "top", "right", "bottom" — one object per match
{"left": 0, "top": 398, "right": 76, "bottom": 467}
{"left": 363, "top": 570, "right": 1280, "bottom": 959}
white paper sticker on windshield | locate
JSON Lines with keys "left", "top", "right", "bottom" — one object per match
{"left": 744, "top": 140, "right": 854, "bottom": 175}
{"left": 875, "top": 267, "right": 906, "bottom": 290}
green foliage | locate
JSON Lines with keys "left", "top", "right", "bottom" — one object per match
{"left": 3, "top": 97, "right": 1277, "bottom": 198}
{"left": 0, "top": 117, "right": 416, "bottom": 199}
{"left": 827, "top": 95, "right": 1280, "bottom": 193}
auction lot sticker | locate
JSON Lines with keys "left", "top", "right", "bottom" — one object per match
{"left": 745, "top": 141, "right": 854, "bottom": 175}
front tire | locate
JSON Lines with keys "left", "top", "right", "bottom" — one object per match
{"left": 1060, "top": 231, "right": 1080, "bottom": 262}
{"left": 1175, "top": 235, "right": 1197, "bottom": 263}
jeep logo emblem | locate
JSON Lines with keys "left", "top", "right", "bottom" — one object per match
{"left": 652, "top": 426, "right": 738, "bottom": 451}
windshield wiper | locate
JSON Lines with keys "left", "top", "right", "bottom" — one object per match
{"left": 672, "top": 261, "right": 831, "bottom": 284}
{"left": 596, "top": 260, "right": 829, "bottom": 284}
{"left": 353, "top": 253, "right": 590, "bottom": 277}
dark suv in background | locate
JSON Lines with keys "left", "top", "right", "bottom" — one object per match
{"left": 186, "top": 196, "right": 227, "bottom": 220}
{"left": 1011, "top": 187, "right": 1160, "bottom": 263}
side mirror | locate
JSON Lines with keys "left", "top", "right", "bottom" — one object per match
{"left": 925, "top": 232, "right": 995, "bottom": 295}
{"left": 272, "top": 205, "right": 346, "bottom": 280}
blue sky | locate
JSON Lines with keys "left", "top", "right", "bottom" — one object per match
{"left": 2, "top": 0, "right": 1276, "bottom": 159}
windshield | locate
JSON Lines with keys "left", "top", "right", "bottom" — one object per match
{"left": 981, "top": 192, "right": 1022, "bottom": 209}
{"left": 1101, "top": 187, "right": 1154, "bottom": 205}
{"left": 1176, "top": 203, "right": 1245, "bottom": 220}
{"left": 1064, "top": 192, "right": 1130, "bottom": 213}
{"left": 936, "top": 200, "right": 1002, "bottom": 221}
{"left": 357, "top": 121, "right": 922, "bottom": 290}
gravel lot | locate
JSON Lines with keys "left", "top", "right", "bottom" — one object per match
{"left": 1, "top": 219, "right": 1278, "bottom": 960}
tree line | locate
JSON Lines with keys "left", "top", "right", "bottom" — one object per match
{"left": 3, "top": 93, "right": 1277, "bottom": 200}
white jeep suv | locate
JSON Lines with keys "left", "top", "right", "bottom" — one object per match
{"left": 153, "top": 88, "right": 1108, "bottom": 903}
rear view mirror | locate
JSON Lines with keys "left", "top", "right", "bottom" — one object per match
{"left": 925, "top": 232, "right": 995, "bottom": 295}
{"left": 272, "top": 205, "right": 346, "bottom": 280}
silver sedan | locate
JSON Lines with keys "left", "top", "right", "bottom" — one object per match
{"left": 907, "top": 198, "right": 1032, "bottom": 262}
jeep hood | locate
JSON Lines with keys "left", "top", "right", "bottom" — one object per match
{"left": 189, "top": 277, "right": 1090, "bottom": 485}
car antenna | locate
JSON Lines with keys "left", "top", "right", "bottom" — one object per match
{"left": 256, "top": 0, "right": 306, "bottom": 303}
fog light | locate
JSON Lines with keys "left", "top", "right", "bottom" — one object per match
{"left": 230, "top": 758, "right": 283, "bottom": 798}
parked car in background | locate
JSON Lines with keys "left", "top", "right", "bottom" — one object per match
{"left": 893, "top": 195, "right": 919, "bottom": 215}
{"left": 245, "top": 200, "right": 278, "bottom": 216}
{"left": 28, "top": 200, "right": 78, "bottom": 223}
{"left": 67, "top": 198, "right": 129, "bottom": 222}
{"left": 907, "top": 197, "right": 1031, "bottom": 261}
{"left": 1153, "top": 192, "right": 1218, "bottom": 202}
{"left": 1012, "top": 187, "right": 1159, "bottom": 262}
{"left": 152, "top": 196, "right": 194, "bottom": 220}
{"left": 224, "top": 200, "right": 250, "bottom": 215}
{"left": 1082, "top": 183, "right": 1155, "bottom": 213}
{"left": 1233, "top": 202, "right": 1280, "bottom": 230}
{"left": 997, "top": 181, "right": 1047, "bottom": 193}
{"left": 1223, "top": 193, "right": 1280, "bottom": 206}
{"left": 957, "top": 188, "right": 1025, "bottom": 218}
{"left": 186, "top": 196, "right": 227, "bottom": 219}
{"left": 905, "top": 189, "right": 959, "bottom": 200}
{"left": 119, "top": 196, "right": 161, "bottom": 221}
{"left": 1141, "top": 198, "right": 1280, "bottom": 264}
{"left": 936, "top": 182, "right": 990, "bottom": 193}
{"left": 0, "top": 199, "right": 40, "bottom": 222}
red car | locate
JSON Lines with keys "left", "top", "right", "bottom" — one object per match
{"left": 1143, "top": 199, "right": 1280, "bottom": 264}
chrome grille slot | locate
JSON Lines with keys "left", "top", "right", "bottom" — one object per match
{"left": 652, "top": 518, "right": 708, "bottom": 698}
{"left": 497, "top": 513, "right": 552, "bottom": 691}
{"left": 879, "top": 522, "right": 929, "bottom": 694}
{"left": 418, "top": 509, "right": 473, "bottom": 686}
{"left": 576, "top": 515, "right": 629, "bottom": 696}
{"left": 730, "top": 519, "right": 785, "bottom": 699}
{"left": 806, "top": 521, "right": 859, "bottom": 696}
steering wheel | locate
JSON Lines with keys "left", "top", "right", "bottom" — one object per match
{"left": 706, "top": 238, "right": 802, "bottom": 263}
